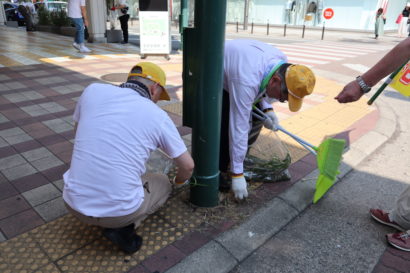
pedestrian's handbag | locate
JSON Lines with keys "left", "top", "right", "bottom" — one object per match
{"left": 407, "top": 18, "right": 410, "bottom": 24}
{"left": 396, "top": 14, "right": 402, "bottom": 24}
{"left": 84, "top": 26, "right": 89, "bottom": 40}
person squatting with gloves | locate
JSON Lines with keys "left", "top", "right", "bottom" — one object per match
{"left": 220, "top": 39, "right": 316, "bottom": 200}
{"left": 63, "top": 62, "right": 194, "bottom": 254}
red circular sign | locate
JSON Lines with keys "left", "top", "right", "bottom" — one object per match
{"left": 323, "top": 8, "right": 334, "bottom": 20}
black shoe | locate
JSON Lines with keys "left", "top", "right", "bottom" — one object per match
{"left": 121, "top": 41, "right": 128, "bottom": 44}
{"left": 102, "top": 223, "right": 143, "bottom": 254}
{"left": 219, "top": 172, "right": 231, "bottom": 193}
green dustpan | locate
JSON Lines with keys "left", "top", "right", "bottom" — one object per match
{"left": 251, "top": 109, "right": 346, "bottom": 203}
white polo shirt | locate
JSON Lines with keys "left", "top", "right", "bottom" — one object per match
{"left": 63, "top": 83, "right": 187, "bottom": 217}
{"left": 68, "top": 0, "right": 85, "bottom": 18}
{"left": 223, "top": 39, "right": 288, "bottom": 174}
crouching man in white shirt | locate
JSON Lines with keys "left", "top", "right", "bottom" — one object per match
{"left": 63, "top": 62, "right": 194, "bottom": 254}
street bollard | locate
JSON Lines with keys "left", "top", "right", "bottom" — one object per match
{"left": 251, "top": 21, "right": 254, "bottom": 34}
{"left": 284, "top": 24, "right": 287, "bottom": 37}
{"left": 267, "top": 20, "right": 269, "bottom": 35}
{"left": 321, "top": 23, "right": 325, "bottom": 40}
{"left": 302, "top": 24, "right": 306, "bottom": 38}
{"left": 236, "top": 20, "right": 239, "bottom": 33}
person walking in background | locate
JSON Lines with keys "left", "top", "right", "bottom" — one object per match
{"left": 398, "top": 5, "right": 410, "bottom": 38}
{"left": 17, "top": 0, "right": 35, "bottom": 31}
{"left": 375, "top": 8, "right": 385, "bottom": 39}
{"left": 68, "top": 0, "right": 91, "bottom": 53}
{"left": 112, "top": 0, "right": 129, "bottom": 44}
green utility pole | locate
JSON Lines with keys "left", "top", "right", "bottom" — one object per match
{"left": 182, "top": 0, "right": 227, "bottom": 207}
{"left": 179, "top": 0, "right": 189, "bottom": 44}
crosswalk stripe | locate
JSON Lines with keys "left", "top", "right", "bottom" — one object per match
{"left": 342, "top": 63, "right": 371, "bottom": 73}
{"left": 273, "top": 44, "right": 368, "bottom": 55}
{"left": 276, "top": 46, "right": 355, "bottom": 58}
{"left": 287, "top": 56, "right": 328, "bottom": 64}
{"left": 310, "top": 44, "right": 378, "bottom": 53}
{"left": 281, "top": 51, "right": 342, "bottom": 61}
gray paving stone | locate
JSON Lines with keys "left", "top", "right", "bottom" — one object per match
{"left": 3, "top": 133, "right": 33, "bottom": 145}
{"left": 31, "top": 155, "right": 64, "bottom": 171}
{"left": 35, "top": 76, "right": 67, "bottom": 85}
{"left": 0, "top": 154, "right": 27, "bottom": 171}
{"left": 39, "top": 102, "right": 66, "bottom": 113}
{"left": 61, "top": 116, "right": 75, "bottom": 126}
{"left": 34, "top": 197, "right": 68, "bottom": 222}
{"left": 0, "top": 127, "right": 25, "bottom": 138}
{"left": 0, "top": 113, "right": 9, "bottom": 124}
{"left": 0, "top": 74, "right": 10, "bottom": 81}
{"left": 21, "top": 70, "right": 48, "bottom": 77}
{"left": 3, "top": 93, "right": 27, "bottom": 103}
{"left": 5, "top": 81, "right": 26, "bottom": 90}
{"left": 51, "top": 85, "right": 71, "bottom": 94}
{"left": 0, "top": 231, "right": 6, "bottom": 242}
{"left": 67, "top": 84, "right": 84, "bottom": 92}
{"left": 22, "top": 91, "right": 44, "bottom": 100}
{"left": 0, "top": 84, "right": 9, "bottom": 92}
{"left": 1, "top": 163, "right": 37, "bottom": 180}
{"left": 52, "top": 179, "right": 64, "bottom": 191}
{"left": 21, "top": 147, "right": 52, "bottom": 162}
{"left": 22, "top": 183, "right": 61, "bottom": 207}
{"left": 21, "top": 105, "right": 49, "bottom": 117}
{"left": 0, "top": 137, "right": 8, "bottom": 148}
{"left": 42, "top": 119, "right": 73, "bottom": 133}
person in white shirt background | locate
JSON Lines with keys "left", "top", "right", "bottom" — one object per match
{"left": 111, "top": 0, "right": 129, "bottom": 44}
{"left": 67, "top": 0, "right": 91, "bottom": 53}
{"left": 63, "top": 62, "right": 194, "bottom": 253}
{"left": 220, "top": 39, "right": 316, "bottom": 200}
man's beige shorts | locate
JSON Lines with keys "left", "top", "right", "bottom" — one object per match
{"left": 65, "top": 173, "right": 172, "bottom": 229}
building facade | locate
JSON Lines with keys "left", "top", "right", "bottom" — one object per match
{"left": 167, "top": 0, "right": 409, "bottom": 31}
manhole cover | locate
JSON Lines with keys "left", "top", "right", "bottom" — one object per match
{"left": 101, "top": 73, "right": 127, "bottom": 82}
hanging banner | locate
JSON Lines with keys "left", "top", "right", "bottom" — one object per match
{"left": 139, "top": 0, "right": 171, "bottom": 55}
{"left": 390, "top": 61, "right": 410, "bottom": 96}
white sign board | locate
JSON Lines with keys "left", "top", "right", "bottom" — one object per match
{"left": 139, "top": 11, "right": 171, "bottom": 55}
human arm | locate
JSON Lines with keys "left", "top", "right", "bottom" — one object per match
{"left": 259, "top": 98, "right": 279, "bottom": 130}
{"left": 335, "top": 37, "right": 410, "bottom": 103}
{"left": 173, "top": 151, "right": 194, "bottom": 186}
{"left": 227, "top": 82, "right": 256, "bottom": 199}
{"left": 80, "top": 1, "right": 88, "bottom": 27}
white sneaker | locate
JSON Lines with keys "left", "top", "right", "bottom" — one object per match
{"left": 72, "top": 42, "right": 80, "bottom": 50}
{"left": 79, "top": 44, "right": 92, "bottom": 53}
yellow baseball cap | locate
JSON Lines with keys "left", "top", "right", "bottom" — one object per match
{"left": 128, "top": 62, "right": 170, "bottom": 101}
{"left": 285, "top": 65, "right": 315, "bottom": 112}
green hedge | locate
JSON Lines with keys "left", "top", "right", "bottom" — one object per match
{"left": 38, "top": 6, "right": 71, "bottom": 27}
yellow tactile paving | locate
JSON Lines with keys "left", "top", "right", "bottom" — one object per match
{"left": 29, "top": 214, "right": 101, "bottom": 261}
{"left": 0, "top": 233, "right": 52, "bottom": 273}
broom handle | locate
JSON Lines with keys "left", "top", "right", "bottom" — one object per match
{"left": 367, "top": 61, "right": 408, "bottom": 105}
{"left": 251, "top": 107, "right": 318, "bottom": 155}
{"left": 276, "top": 125, "right": 318, "bottom": 152}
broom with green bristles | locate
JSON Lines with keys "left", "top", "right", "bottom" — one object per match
{"left": 252, "top": 107, "right": 346, "bottom": 203}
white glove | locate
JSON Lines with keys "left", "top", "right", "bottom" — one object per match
{"left": 263, "top": 110, "right": 279, "bottom": 131}
{"left": 172, "top": 176, "right": 190, "bottom": 189}
{"left": 231, "top": 175, "right": 248, "bottom": 199}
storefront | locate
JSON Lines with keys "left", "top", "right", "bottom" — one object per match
{"left": 223, "top": 0, "right": 409, "bottom": 31}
